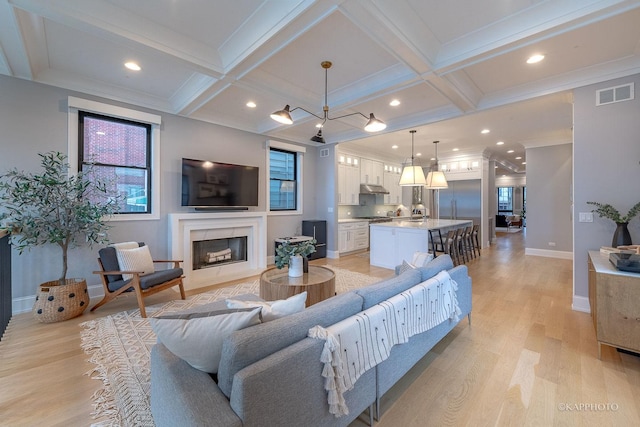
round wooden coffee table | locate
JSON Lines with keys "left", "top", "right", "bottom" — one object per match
{"left": 259, "top": 265, "right": 336, "bottom": 307}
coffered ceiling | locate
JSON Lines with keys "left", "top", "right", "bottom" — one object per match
{"left": 2, "top": 0, "right": 640, "bottom": 175}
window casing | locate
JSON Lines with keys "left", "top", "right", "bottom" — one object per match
{"left": 79, "top": 112, "right": 152, "bottom": 214}
{"left": 68, "top": 96, "right": 161, "bottom": 220}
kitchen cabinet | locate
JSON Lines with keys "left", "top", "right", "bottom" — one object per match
{"left": 338, "top": 221, "right": 369, "bottom": 253}
{"left": 439, "top": 158, "right": 482, "bottom": 180}
{"left": 383, "top": 163, "right": 402, "bottom": 205}
{"left": 338, "top": 160, "right": 360, "bottom": 206}
{"left": 588, "top": 251, "right": 640, "bottom": 359}
{"left": 360, "top": 159, "right": 384, "bottom": 185}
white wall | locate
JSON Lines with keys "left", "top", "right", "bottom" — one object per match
{"left": 573, "top": 73, "right": 640, "bottom": 311}
{"left": 0, "top": 75, "right": 318, "bottom": 309}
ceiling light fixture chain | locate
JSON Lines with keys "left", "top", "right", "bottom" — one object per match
{"left": 270, "top": 60, "right": 387, "bottom": 143}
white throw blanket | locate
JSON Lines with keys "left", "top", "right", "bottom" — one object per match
{"left": 308, "top": 270, "right": 461, "bottom": 417}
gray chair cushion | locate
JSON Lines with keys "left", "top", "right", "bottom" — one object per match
{"left": 107, "top": 267, "right": 183, "bottom": 293}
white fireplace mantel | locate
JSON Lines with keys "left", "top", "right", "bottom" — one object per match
{"left": 168, "top": 212, "right": 267, "bottom": 290}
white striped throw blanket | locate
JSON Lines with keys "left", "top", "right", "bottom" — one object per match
{"left": 308, "top": 270, "right": 461, "bottom": 417}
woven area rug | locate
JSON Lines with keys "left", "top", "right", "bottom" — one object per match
{"left": 80, "top": 267, "right": 381, "bottom": 427}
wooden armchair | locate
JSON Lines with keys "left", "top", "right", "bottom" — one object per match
{"left": 92, "top": 243, "right": 186, "bottom": 317}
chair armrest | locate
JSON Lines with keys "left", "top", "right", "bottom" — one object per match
{"left": 93, "top": 270, "right": 144, "bottom": 276}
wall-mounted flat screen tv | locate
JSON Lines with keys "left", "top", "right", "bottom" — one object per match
{"left": 181, "top": 158, "right": 259, "bottom": 208}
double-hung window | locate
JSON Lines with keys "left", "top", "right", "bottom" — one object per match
{"left": 267, "top": 141, "right": 305, "bottom": 214}
{"left": 79, "top": 112, "right": 151, "bottom": 214}
{"left": 269, "top": 148, "right": 297, "bottom": 211}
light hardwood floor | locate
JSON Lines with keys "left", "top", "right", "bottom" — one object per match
{"left": 1, "top": 231, "right": 638, "bottom": 426}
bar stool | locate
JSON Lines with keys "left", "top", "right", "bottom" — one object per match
{"left": 454, "top": 228, "right": 468, "bottom": 264}
{"left": 462, "top": 226, "right": 475, "bottom": 260}
{"left": 471, "top": 224, "right": 481, "bottom": 257}
{"left": 428, "top": 229, "right": 445, "bottom": 256}
{"left": 442, "top": 229, "right": 458, "bottom": 265}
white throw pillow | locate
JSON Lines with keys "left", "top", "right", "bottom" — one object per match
{"left": 225, "top": 291, "right": 307, "bottom": 322}
{"left": 150, "top": 307, "right": 261, "bottom": 373}
{"left": 115, "top": 245, "right": 155, "bottom": 280}
{"left": 411, "top": 251, "right": 434, "bottom": 267}
{"left": 398, "top": 260, "right": 417, "bottom": 274}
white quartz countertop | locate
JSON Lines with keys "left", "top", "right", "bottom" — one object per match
{"left": 589, "top": 250, "right": 640, "bottom": 278}
{"left": 369, "top": 218, "right": 472, "bottom": 230}
{"left": 338, "top": 218, "right": 374, "bottom": 223}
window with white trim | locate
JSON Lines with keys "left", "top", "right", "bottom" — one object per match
{"left": 68, "top": 97, "right": 161, "bottom": 220}
{"left": 266, "top": 140, "right": 304, "bottom": 215}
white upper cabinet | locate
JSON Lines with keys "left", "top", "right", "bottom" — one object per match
{"left": 337, "top": 153, "right": 360, "bottom": 205}
{"left": 360, "top": 159, "right": 384, "bottom": 185}
{"left": 383, "top": 163, "right": 402, "bottom": 205}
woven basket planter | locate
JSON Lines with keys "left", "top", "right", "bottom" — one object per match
{"left": 32, "top": 278, "right": 89, "bottom": 323}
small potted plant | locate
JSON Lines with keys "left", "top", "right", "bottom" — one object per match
{"left": 0, "top": 151, "right": 119, "bottom": 322}
{"left": 587, "top": 201, "right": 640, "bottom": 247}
{"left": 274, "top": 238, "right": 317, "bottom": 277}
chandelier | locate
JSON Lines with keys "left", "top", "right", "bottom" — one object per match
{"left": 270, "top": 61, "right": 387, "bottom": 143}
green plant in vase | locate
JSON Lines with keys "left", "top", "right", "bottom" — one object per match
{"left": 587, "top": 201, "right": 640, "bottom": 247}
{"left": 0, "top": 151, "right": 120, "bottom": 322}
{"left": 274, "top": 238, "right": 317, "bottom": 270}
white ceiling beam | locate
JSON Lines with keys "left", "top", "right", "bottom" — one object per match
{"left": 435, "top": 0, "right": 640, "bottom": 72}
{"left": 9, "top": 0, "right": 225, "bottom": 75}
{"left": 0, "top": 2, "right": 33, "bottom": 78}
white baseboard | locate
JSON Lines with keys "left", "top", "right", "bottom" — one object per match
{"left": 572, "top": 295, "right": 591, "bottom": 313}
{"left": 327, "top": 250, "right": 340, "bottom": 259}
{"left": 13, "top": 283, "right": 105, "bottom": 315}
{"left": 525, "top": 248, "right": 573, "bottom": 260}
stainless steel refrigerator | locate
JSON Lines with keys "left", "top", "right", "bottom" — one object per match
{"left": 438, "top": 179, "right": 481, "bottom": 224}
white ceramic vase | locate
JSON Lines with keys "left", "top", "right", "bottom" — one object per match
{"left": 288, "top": 255, "right": 303, "bottom": 277}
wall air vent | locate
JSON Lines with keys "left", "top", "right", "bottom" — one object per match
{"left": 596, "top": 82, "right": 634, "bottom": 106}
{"left": 319, "top": 148, "right": 329, "bottom": 158}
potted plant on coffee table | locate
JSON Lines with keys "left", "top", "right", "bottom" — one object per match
{"left": 587, "top": 201, "right": 640, "bottom": 247}
{"left": 0, "top": 151, "right": 119, "bottom": 322}
{"left": 274, "top": 238, "right": 317, "bottom": 277}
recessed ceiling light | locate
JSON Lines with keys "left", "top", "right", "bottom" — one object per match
{"left": 522, "top": 161, "right": 527, "bottom": 165}
{"left": 416, "top": 152, "right": 422, "bottom": 157}
{"left": 246, "top": 101, "right": 256, "bottom": 108}
{"left": 315, "top": 123, "right": 323, "bottom": 128}
{"left": 515, "top": 156, "right": 522, "bottom": 160}
{"left": 389, "top": 99, "right": 401, "bottom": 107}
{"left": 527, "top": 54, "right": 545, "bottom": 64}
{"left": 481, "top": 129, "right": 490, "bottom": 134}
{"left": 507, "top": 149, "right": 514, "bottom": 153}
{"left": 124, "top": 61, "right": 141, "bottom": 71}
{"left": 452, "top": 148, "right": 459, "bottom": 152}
{"left": 496, "top": 141, "right": 504, "bottom": 145}
{"left": 392, "top": 145, "right": 398, "bottom": 149}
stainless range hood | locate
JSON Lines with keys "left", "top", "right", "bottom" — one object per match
{"left": 359, "top": 183, "right": 389, "bottom": 195}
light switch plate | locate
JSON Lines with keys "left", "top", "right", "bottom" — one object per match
{"left": 579, "top": 212, "right": 594, "bottom": 222}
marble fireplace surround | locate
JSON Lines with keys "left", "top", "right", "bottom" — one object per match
{"left": 168, "top": 212, "right": 267, "bottom": 291}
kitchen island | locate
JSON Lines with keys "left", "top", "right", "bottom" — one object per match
{"left": 369, "top": 219, "right": 473, "bottom": 269}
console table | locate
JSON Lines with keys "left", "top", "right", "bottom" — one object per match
{"left": 259, "top": 265, "right": 335, "bottom": 307}
{"left": 588, "top": 251, "right": 640, "bottom": 358}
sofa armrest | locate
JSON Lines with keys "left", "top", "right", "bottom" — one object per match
{"left": 151, "top": 343, "right": 241, "bottom": 427}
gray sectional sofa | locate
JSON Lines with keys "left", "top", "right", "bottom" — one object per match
{"left": 150, "top": 255, "right": 471, "bottom": 427}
